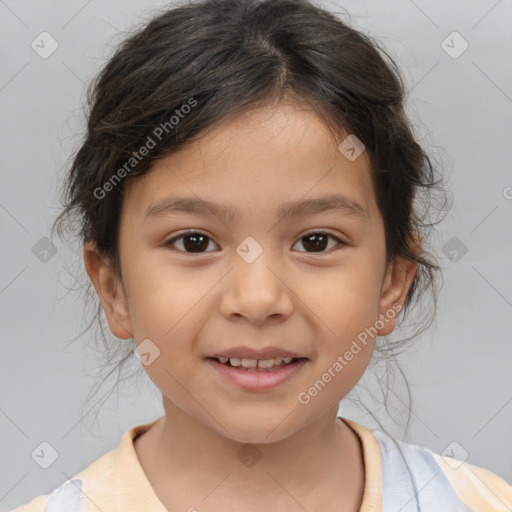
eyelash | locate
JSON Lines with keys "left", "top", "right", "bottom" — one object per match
{"left": 163, "top": 229, "right": 346, "bottom": 254}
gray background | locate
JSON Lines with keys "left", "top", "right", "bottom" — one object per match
{"left": 1, "top": 0, "right": 511, "bottom": 509}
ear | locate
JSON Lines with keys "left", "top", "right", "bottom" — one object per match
{"left": 83, "top": 241, "right": 133, "bottom": 339}
{"left": 376, "top": 233, "right": 420, "bottom": 336}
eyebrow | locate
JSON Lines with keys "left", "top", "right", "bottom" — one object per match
{"left": 144, "top": 193, "right": 369, "bottom": 223}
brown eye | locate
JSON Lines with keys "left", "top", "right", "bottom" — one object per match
{"left": 165, "top": 231, "right": 218, "bottom": 253}
{"left": 293, "top": 232, "right": 345, "bottom": 253}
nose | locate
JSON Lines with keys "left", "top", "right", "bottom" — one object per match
{"left": 219, "top": 250, "right": 294, "bottom": 325}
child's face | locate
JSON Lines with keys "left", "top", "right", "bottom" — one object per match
{"left": 86, "top": 100, "right": 415, "bottom": 443}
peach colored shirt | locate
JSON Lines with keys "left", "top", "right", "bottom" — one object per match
{"left": 11, "top": 417, "right": 512, "bottom": 512}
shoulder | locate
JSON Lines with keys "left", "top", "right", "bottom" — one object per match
{"left": 9, "top": 478, "right": 94, "bottom": 512}
{"left": 9, "top": 420, "right": 157, "bottom": 512}
{"left": 372, "top": 428, "right": 512, "bottom": 512}
{"left": 8, "top": 450, "right": 116, "bottom": 512}
{"left": 428, "top": 449, "right": 512, "bottom": 512}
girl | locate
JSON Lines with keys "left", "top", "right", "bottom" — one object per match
{"left": 12, "top": 0, "right": 511, "bottom": 510}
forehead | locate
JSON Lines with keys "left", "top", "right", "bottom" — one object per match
{"left": 121, "top": 102, "right": 378, "bottom": 224}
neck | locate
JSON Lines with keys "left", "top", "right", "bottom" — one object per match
{"left": 134, "top": 400, "right": 365, "bottom": 511}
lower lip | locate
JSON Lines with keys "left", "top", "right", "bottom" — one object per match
{"left": 205, "top": 358, "right": 308, "bottom": 391}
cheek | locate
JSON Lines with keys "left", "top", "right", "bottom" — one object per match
{"left": 126, "top": 274, "right": 206, "bottom": 403}
{"left": 295, "top": 258, "right": 384, "bottom": 391}
{"left": 299, "top": 259, "right": 383, "bottom": 333}
{"left": 123, "top": 250, "right": 212, "bottom": 337}
{"left": 122, "top": 258, "right": 217, "bottom": 394}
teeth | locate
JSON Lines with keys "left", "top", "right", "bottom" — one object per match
{"left": 256, "top": 359, "right": 276, "bottom": 368}
{"left": 219, "top": 356, "right": 295, "bottom": 369}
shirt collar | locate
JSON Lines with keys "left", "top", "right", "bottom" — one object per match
{"left": 87, "top": 416, "right": 383, "bottom": 512}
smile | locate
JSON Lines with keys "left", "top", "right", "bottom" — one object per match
{"left": 213, "top": 356, "right": 297, "bottom": 370}
{"left": 206, "top": 357, "right": 308, "bottom": 391}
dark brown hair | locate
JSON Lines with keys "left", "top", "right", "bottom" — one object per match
{"left": 53, "top": 0, "right": 447, "bottom": 436}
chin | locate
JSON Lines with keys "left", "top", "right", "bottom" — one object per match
{"left": 217, "top": 415, "right": 300, "bottom": 445}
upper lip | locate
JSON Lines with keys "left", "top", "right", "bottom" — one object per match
{"left": 208, "top": 346, "right": 305, "bottom": 360}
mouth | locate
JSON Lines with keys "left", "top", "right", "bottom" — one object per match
{"left": 205, "top": 356, "right": 309, "bottom": 391}
{"left": 206, "top": 356, "right": 307, "bottom": 372}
